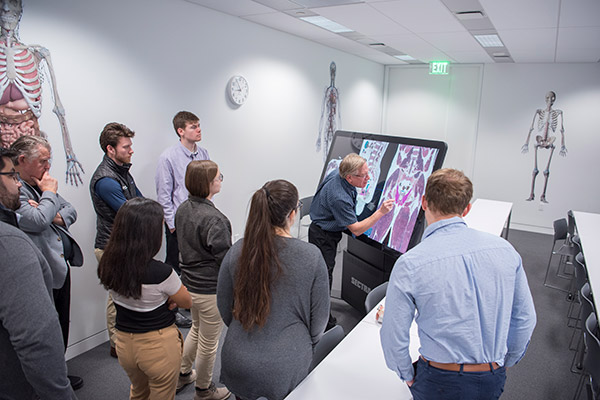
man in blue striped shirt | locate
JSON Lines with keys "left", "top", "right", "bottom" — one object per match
{"left": 380, "top": 168, "right": 536, "bottom": 400}
{"left": 309, "top": 153, "right": 393, "bottom": 329}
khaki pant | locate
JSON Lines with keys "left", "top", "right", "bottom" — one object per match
{"left": 116, "top": 325, "right": 183, "bottom": 400}
{"left": 180, "top": 293, "right": 223, "bottom": 388}
{"left": 95, "top": 248, "right": 117, "bottom": 347}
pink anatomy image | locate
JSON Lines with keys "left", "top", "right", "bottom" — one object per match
{"left": 355, "top": 139, "right": 388, "bottom": 215}
{"left": 368, "top": 144, "right": 438, "bottom": 253}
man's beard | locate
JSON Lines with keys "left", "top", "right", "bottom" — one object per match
{"left": 0, "top": 181, "right": 19, "bottom": 211}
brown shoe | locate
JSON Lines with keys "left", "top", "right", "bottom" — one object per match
{"left": 176, "top": 369, "right": 196, "bottom": 393}
{"left": 194, "top": 382, "right": 231, "bottom": 400}
{"left": 110, "top": 345, "right": 117, "bottom": 358}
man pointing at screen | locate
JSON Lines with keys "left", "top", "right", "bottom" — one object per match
{"left": 309, "top": 153, "right": 394, "bottom": 330}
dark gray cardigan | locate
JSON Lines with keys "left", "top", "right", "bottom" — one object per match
{"left": 175, "top": 196, "right": 232, "bottom": 294}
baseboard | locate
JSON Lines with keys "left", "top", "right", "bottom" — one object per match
{"left": 65, "top": 330, "right": 109, "bottom": 361}
{"left": 510, "top": 223, "right": 553, "bottom": 235}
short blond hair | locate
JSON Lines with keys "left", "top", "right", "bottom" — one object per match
{"left": 424, "top": 168, "right": 473, "bottom": 216}
{"left": 339, "top": 153, "right": 366, "bottom": 179}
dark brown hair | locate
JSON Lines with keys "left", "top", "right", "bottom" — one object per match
{"left": 172, "top": 111, "right": 199, "bottom": 138}
{"left": 233, "top": 180, "right": 299, "bottom": 331}
{"left": 99, "top": 122, "right": 135, "bottom": 153}
{"left": 424, "top": 168, "right": 473, "bottom": 216}
{"left": 185, "top": 160, "right": 218, "bottom": 198}
{"left": 97, "top": 198, "right": 164, "bottom": 299}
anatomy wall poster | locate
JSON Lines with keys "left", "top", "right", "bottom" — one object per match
{"left": 0, "top": 0, "right": 83, "bottom": 185}
{"left": 316, "top": 62, "right": 341, "bottom": 163}
{"left": 521, "top": 91, "right": 567, "bottom": 203}
{"left": 367, "top": 144, "right": 438, "bottom": 253}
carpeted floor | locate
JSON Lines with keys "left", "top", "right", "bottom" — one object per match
{"left": 66, "top": 229, "right": 586, "bottom": 399}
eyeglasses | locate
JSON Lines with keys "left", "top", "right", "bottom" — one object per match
{"left": 0, "top": 171, "right": 20, "bottom": 182}
{"left": 216, "top": 173, "right": 223, "bottom": 182}
{"left": 297, "top": 200, "right": 303, "bottom": 210}
{"left": 352, "top": 173, "right": 369, "bottom": 180}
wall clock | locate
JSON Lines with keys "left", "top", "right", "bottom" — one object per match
{"left": 227, "top": 75, "right": 249, "bottom": 106}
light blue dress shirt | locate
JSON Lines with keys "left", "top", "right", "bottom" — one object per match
{"left": 155, "top": 142, "right": 209, "bottom": 230}
{"left": 380, "top": 217, "right": 536, "bottom": 382}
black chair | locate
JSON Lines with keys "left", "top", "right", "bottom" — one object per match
{"left": 573, "top": 313, "right": 600, "bottom": 400}
{"left": 310, "top": 325, "right": 345, "bottom": 371}
{"left": 296, "top": 195, "right": 313, "bottom": 238}
{"left": 568, "top": 252, "right": 588, "bottom": 329}
{"left": 573, "top": 283, "right": 595, "bottom": 372}
{"left": 544, "top": 218, "right": 574, "bottom": 292}
{"left": 365, "top": 281, "right": 388, "bottom": 314}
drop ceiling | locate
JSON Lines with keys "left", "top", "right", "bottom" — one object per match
{"left": 184, "top": 0, "right": 600, "bottom": 65}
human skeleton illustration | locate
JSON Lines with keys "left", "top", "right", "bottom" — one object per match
{"left": 521, "top": 91, "right": 566, "bottom": 203}
{"left": 0, "top": 0, "right": 83, "bottom": 185}
{"left": 316, "top": 62, "right": 340, "bottom": 163}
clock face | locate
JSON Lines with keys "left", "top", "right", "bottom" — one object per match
{"left": 228, "top": 76, "right": 249, "bottom": 106}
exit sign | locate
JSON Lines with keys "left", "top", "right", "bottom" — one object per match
{"left": 429, "top": 61, "right": 449, "bottom": 75}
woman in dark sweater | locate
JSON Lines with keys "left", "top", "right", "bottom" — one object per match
{"left": 175, "top": 160, "right": 232, "bottom": 400}
{"left": 217, "top": 180, "right": 330, "bottom": 400}
{"left": 97, "top": 197, "right": 192, "bottom": 399}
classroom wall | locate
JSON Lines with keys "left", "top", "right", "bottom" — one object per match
{"left": 22, "top": 0, "right": 385, "bottom": 358}
{"left": 383, "top": 62, "right": 600, "bottom": 233}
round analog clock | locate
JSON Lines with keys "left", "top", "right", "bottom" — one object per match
{"left": 227, "top": 75, "right": 249, "bottom": 106}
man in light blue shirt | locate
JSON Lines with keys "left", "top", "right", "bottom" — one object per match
{"left": 380, "top": 168, "right": 536, "bottom": 400}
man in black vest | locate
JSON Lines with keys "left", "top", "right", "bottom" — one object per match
{"left": 90, "top": 122, "right": 142, "bottom": 358}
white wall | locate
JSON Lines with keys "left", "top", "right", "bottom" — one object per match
{"left": 383, "top": 62, "right": 600, "bottom": 233}
{"left": 22, "top": 0, "right": 384, "bottom": 357}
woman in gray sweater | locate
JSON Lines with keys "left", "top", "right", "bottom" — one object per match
{"left": 175, "top": 160, "right": 232, "bottom": 400}
{"left": 217, "top": 179, "right": 330, "bottom": 400}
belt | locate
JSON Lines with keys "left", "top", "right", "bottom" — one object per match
{"left": 420, "top": 356, "right": 500, "bottom": 372}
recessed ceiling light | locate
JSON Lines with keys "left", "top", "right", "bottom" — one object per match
{"left": 394, "top": 55, "right": 416, "bottom": 61}
{"left": 473, "top": 34, "right": 504, "bottom": 47}
{"left": 299, "top": 16, "right": 353, "bottom": 33}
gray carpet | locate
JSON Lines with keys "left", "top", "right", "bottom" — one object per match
{"left": 66, "top": 229, "right": 584, "bottom": 399}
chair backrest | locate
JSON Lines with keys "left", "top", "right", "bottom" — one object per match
{"left": 574, "top": 252, "right": 588, "bottom": 293}
{"left": 567, "top": 210, "right": 576, "bottom": 238}
{"left": 299, "top": 196, "right": 313, "bottom": 220}
{"left": 310, "top": 325, "right": 345, "bottom": 371}
{"left": 584, "top": 313, "right": 600, "bottom": 381}
{"left": 580, "top": 283, "right": 595, "bottom": 331}
{"left": 553, "top": 218, "right": 568, "bottom": 242}
{"left": 365, "top": 281, "right": 389, "bottom": 313}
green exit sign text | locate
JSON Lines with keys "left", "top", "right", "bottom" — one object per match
{"left": 429, "top": 61, "right": 449, "bottom": 75}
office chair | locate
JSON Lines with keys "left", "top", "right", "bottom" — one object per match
{"left": 365, "top": 281, "right": 388, "bottom": 314}
{"left": 309, "top": 325, "right": 345, "bottom": 371}
{"left": 573, "top": 312, "right": 600, "bottom": 400}
{"left": 573, "top": 283, "right": 595, "bottom": 373}
{"left": 296, "top": 196, "right": 313, "bottom": 238}
{"left": 568, "top": 252, "right": 588, "bottom": 329}
{"left": 544, "top": 218, "right": 574, "bottom": 292}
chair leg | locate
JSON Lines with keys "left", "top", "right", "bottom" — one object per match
{"left": 545, "top": 252, "right": 572, "bottom": 293}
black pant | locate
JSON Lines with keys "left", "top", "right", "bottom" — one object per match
{"left": 308, "top": 222, "right": 342, "bottom": 292}
{"left": 53, "top": 268, "right": 71, "bottom": 351}
{"left": 164, "top": 224, "right": 181, "bottom": 275}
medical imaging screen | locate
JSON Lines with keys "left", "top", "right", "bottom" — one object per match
{"left": 318, "top": 131, "right": 447, "bottom": 254}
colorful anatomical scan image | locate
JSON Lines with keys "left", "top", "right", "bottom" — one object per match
{"left": 367, "top": 144, "right": 438, "bottom": 253}
{"left": 356, "top": 139, "right": 388, "bottom": 215}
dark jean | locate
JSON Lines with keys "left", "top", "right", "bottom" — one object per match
{"left": 410, "top": 357, "right": 506, "bottom": 400}
{"left": 308, "top": 222, "right": 342, "bottom": 291}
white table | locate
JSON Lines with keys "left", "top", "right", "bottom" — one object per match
{"left": 572, "top": 211, "right": 600, "bottom": 325}
{"left": 285, "top": 199, "right": 514, "bottom": 400}
{"left": 285, "top": 299, "right": 419, "bottom": 400}
{"left": 463, "top": 198, "right": 513, "bottom": 238}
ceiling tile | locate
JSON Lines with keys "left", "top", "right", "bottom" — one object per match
{"left": 370, "top": 0, "right": 466, "bottom": 33}
{"left": 498, "top": 28, "right": 557, "bottom": 52}
{"left": 444, "top": 50, "right": 491, "bottom": 63}
{"left": 479, "top": 0, "right": 560, "bottom": 30}
{"left": 556, "top": 27, "right": 600, "bottom": 62}
{"left": 242, "top": 11, "right": 340, "bottom": 39}
{"left": 559, "top": 0, "right": 600, "bottom": 28}
{"left": 313, "top": 3, "right": 412, "bottom": 36}
{"left": 184, "top": 0, "right": 274, "bottom": 16}
{"left": 420, "top": 30, "right": 483, "bottom": 52}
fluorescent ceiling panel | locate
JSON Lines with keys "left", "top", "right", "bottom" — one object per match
{"left": 473, "top": 34, "right": 503, "bottom": 47}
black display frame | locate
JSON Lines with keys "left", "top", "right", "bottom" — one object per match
{"left": 318, "top": 130, "right": 448, "bottom": 258}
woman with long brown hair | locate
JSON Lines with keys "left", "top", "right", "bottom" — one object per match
{"left": 217, "top": 179, "right": 330, "bottom": 400}
{"left": 97, "top": 197, "right": 191, "bottom": 399}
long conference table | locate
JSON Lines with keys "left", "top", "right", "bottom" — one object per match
{"left": 285, "top": 199, "right": 514, "bottom": 400}
{"left": 572, "top": 211, "right": 600, "bottom": 327}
